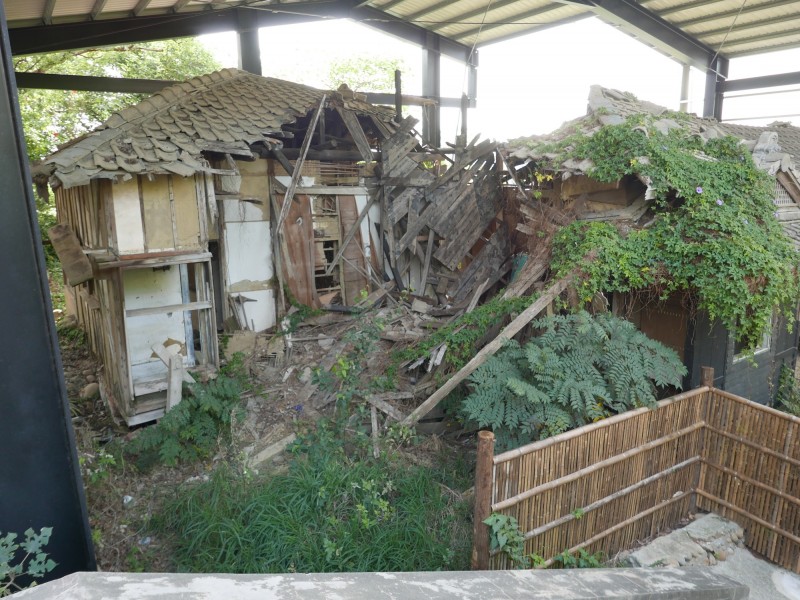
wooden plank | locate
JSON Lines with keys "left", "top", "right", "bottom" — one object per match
{"left": 338, "top": 196, "right": 369, "bottom": 305}
{"left": 501, "top": 258, "right": 547, "bottom": 299}
{"left": 425, "top": 139, "right": 496, "bottom": 194}
{"left": 325, "top": 192, "right": 378, "bottom": 276}
{"left": 151, "top": 343, "right": 195, "bottom": 384}
{"left": 419, "top": 229, "right": 435, "bottom": 297}
{"left": 47, "top": 223, "right": 94, "bottom": 285}
{"left": 337, "top": 107, "right": 374, "bottom": 164}
{"left": 402, "top": 273, "right": 574, "bottom": 426}
{"left": 166, "top": 353, "right": 183, "bottom": 411}
{"left": 126, "top": 300, "right": 211, "bottom": 318}
{"left": 275, "top": 94, "right": 326, "bottom": 233}
{"left": 371, "top": 405, "right": 380, "bottom": 459}
{"left": 366, "top": 392, "right": 411, "bottom": 422}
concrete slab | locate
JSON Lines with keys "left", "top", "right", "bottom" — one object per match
{"left": 711, "top": 546, "right": 800, "bottom": 600}
{"left": 15, "top": 568, "right": 748, "bottom": 599}
{"left": 625, "top": 512, "right": 800, "bottom": 600}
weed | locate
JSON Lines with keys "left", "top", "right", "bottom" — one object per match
{"left": 552, "top": 548, "right": 605, "bottom": 569}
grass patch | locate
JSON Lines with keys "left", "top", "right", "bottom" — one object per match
{"left": 152, "top": 449, "right": 471, "bottom": 573}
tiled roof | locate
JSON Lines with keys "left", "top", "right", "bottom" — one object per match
{"left": 40, "top": 69, "right": 395, "bottom": 189}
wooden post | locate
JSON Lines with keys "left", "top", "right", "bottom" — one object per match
{"left": 700, "top": 366, "right": 714, "bottom": 388}
{"left": 471, "top": 430, "right": 495, "bottom": 570}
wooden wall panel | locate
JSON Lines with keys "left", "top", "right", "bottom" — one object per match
{"left": 112, "top": 177, "right": 145, "bottom": 254}
{"left": 279, "top": 194, "right": 319, "bottom": 308}
{"left": 338, "top": 195, "right": 368, "bottom": 305}
{"left": 140, "top": 176, "right": 174, "bottom": 251}
{"left": 173, "top": 175, "right": 201, "bottom": 249}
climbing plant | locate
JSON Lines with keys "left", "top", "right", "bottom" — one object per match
{"left": 462, "top": 311, "right": 685, "bottom": 451}
{"left": 529, "top": 113, "right": 800, "bottom": 350}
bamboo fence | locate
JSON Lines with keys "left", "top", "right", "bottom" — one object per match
{"left": 472, "top": 376, "right": 800, "bottom": 573}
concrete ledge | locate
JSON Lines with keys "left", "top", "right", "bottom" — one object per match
{"left": 15, "top": 568, "right": 748, "bottom": 599}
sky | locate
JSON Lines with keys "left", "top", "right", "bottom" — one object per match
{"left": 200, "top": 16, "right": 800, "bottom": 145}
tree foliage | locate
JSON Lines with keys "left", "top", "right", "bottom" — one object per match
{"left": 16, "top": 39, "right": 220, "bottom": 163}
{"left": 324, "top": 55, "right": 408, "bottom": 93}
{"left": 462, "top": 311, "right": 686, "bottom": 451}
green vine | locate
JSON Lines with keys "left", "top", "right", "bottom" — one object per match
{"left": 536, "top": 114, "right": 799, "bottom": 349}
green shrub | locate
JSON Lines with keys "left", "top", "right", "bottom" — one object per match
{"left": 462, "top": 311, "right": 686, "bottom": 450}
{"left": 775, "top": 364, "right": 800, "bottom": 417}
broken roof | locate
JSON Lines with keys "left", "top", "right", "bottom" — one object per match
{"left": 506, "top": 85, "right": 800, "bottom": 180}
{"left": 39, "top": 68, "right": 396, "bottom": 189}
{"left": 504, "top": 85, "right": 800, "bottom": 247}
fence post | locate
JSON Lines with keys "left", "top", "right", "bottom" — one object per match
{"left": 700, "top": 366, "right": 714, "bottom": 388}
{"left": 472, "top": 430, "right": 495, "bottom": 570}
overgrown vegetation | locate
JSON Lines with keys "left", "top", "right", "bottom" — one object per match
{"left": 154, "top": 447, "right": 470, "bottom": 573}
{"left": 0, "top": 528, "right": 57, "bottom": 597}
{"left": 484, "top": 513, "right": 604, "bottom": 569}
{"left": 775, "top": 364, "right": 800, "bottom": 417}
{"left": 125, "top": 357, "right": 250, "bottom": 468}
{"left": 462, "top": 311, "right": 685, "bottom": 450}
{"left": 395, "top": 293, "right": 537, "bottom": 370}
{"left": 540, "top": 114, "right": 800, "bottom": 350}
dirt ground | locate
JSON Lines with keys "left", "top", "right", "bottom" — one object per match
{"left": 60, "top": 306, "right": 472, "bottom": 572}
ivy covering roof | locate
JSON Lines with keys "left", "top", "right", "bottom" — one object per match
{"left": 502, "top": 86, "right": 800, "bottom": 348}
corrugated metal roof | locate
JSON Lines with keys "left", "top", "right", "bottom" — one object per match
{"left": 3, "top": 0, "right": 798, "bottom": 59}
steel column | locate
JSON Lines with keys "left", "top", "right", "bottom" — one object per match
{"left": 0, "top": 3, "right": 95, "bottom": 584}
{"left": 422, "top": 31, "right": 441, "bottom": 148}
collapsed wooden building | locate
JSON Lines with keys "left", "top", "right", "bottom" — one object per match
{"left": 38, "top": 69, "right": 518, "bottom": 424}
{"left": 501, "top": 86, "right": 800, "bottom": 405}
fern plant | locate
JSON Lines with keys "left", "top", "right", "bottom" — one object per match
{"left": 462, "top": 311, "right": 686, "bottom": 450}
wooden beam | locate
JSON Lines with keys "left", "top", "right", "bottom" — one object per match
{"left": 275, "top": 94, "right": 326, "bottom": 233}
{"left": 14, "top": 72, "right": 174, "bottom": 94}
{"left": 402, "top": 273, "right": 574, "bottom": 426}
{"left": 336, "top": 107, "right": 374, "bottom": 164}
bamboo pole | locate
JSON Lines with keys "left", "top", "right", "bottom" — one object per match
{"left": 520, "top": 456, "right": 700, "bottom": 541}
{"left": 769, "top": 422, "right": 795, "bottom": 558}
{"left": 537, "top": 491, "right": 692, "bottom": 568}
{"left": 696, "top": 489, "right": 800, "bottom": 546}
{"left": 471, "top": 430, "right": 495, "bottom": 570}
{"left": 492, "top": 422, "right": 704, "bottom": 511}
{"left": 493, "top": 387, "right": 708, "bottom": 464}
{"left": 706, "top": 424, "right": 800, "bottom": 469}
{"left": 403, "top": 273, "right": 573, "bottom": 426}
{"left": 711, "top": 388, "right": 800, "bottom": 424}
